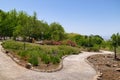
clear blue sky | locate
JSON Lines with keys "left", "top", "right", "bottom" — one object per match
{"left": 0, "top": 0, "right": 120, "bottom": 37}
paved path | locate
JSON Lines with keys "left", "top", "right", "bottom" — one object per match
{"left": 0, "top": 42, "right": 113, "bottom": 80}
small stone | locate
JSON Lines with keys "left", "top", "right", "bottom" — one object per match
{"left": 115, "top": 68, "right": 120, "bottom": 72}
{"left": 5, "top": 50, "right": 9, "bottom": 54}
{"left": 25, "top": 63, "right": 32, "bottom": 69}
{"left": 97, "top": 76, "right": 102, "bottom": 80}
{"left": 100, "top": 72, "right": 103, "bottom": 75}
{"left": 94, "top": 59, "right": 97, "bottom": 61}
{"left": 98, "top": 72, "right": 103, "bottom": 77}
{"left": 106, "top": 64, "right": 111, "bottom": 67}
{"left": 13, "top": 58, "right": 20, "bottom": 63}
{"left": 113, "top": 64, "right": 118, "bottom": 67}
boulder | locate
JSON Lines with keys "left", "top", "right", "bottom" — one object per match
{"left": 25, "top": 63, "right": 32, "bottom": 69}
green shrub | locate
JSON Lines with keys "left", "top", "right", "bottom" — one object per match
{"left": 2, "top": 40, "right": 23, "bottom": 50}
{"left": 51, "top": 56, "right": 60, "bottom": 64}
{"left": 87, "top": 45, "right": 99, "bottom": 52}
{"left": 41, "top": 54, "right": 50, "bottom": 64}
{"left": 28, "top": 51, "right": 39, "bottom": 66}
{"left": 28, "top": 53, "right": 39, "bottom": 66}
{"left": 2, "top": 40, "right": 81, "bottom": 65}
{"left": 18, "top": 50, "right": 29, "bottom": 58}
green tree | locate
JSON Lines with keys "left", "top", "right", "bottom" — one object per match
{"left": 0, "top": 9, "right": 8, "bottom": 39}
{"left": 111, "top": 33, "right": 120, "bottom": 59}
{"left": 14, "top": 11, "right": 31, "bottom": 50}
{"left": 49, "top": 22, "right": 65, "bottom": 41}
{"left": 7, "top": 9, "right": 17, "bottom": 38}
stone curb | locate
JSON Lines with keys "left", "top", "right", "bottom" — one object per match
{"left": 31, "top": 55, "right": 68, "bottom": 73}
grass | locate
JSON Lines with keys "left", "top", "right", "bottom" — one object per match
{"left": 2, "top": 40, "right": 81, "bottom": 66}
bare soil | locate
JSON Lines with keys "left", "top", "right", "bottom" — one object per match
{"left": 88, "top": 54, "right": 120, "bottom": 80}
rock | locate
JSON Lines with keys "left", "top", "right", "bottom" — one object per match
{"left": 5, "top": 50, "right": 9, "bottom": 54}
{"left": 94, "top": 59, "right": 97, "bottom": 61}
{"left": 106, "top": 63, "right": 111, "bottom": 67}
{"left": 115, "top": 68, "right": 120, "bottom": 72}
{"left": 13, "top": 58, "right": 20, "bottom": 63}
{"left": 99, "top": 73, "right": 103, "bottom": 77}
{"left": 98, "top": 72, "right": 103, "bottom": 77}
{"left": 97, "top": 76, "right": 102, "bottom": 80}
{"left": 25, "top": 63, "right": 32, "bottom": 69}
{"left": 107, "top": 55, "right": 112, "bottom": 58}
{"left": 113, "top": 64, "right": 118, "bottom": 67}
{"left": 105, "top": 62, "right": 111, "bottom": 67}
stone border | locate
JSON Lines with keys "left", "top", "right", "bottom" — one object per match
{"left": 32, "top": 55, "right": 68, "bottom": 73}
{"left": 1, "top": 46, "right": 69, "bottom": 73}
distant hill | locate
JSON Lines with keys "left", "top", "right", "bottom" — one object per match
{"left": 67, "top": 33, "right": 111, "bottom": 41}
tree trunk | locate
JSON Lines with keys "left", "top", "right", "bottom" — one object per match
{"left": 114, "top": 46, "right": 117, "bottom": 59}
{"left": 24, "top": 42, "right": 26, "bottom": 50}
{"left": 23, "top": 38, "right": 26, "bottom": 50}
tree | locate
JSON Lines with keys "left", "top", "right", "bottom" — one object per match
{"left": 7, "top": 9, "right": 17, "bottom": 38}
{"left": 71, "top": 34, "right": 84, "bottom": 46}
{"left": 0, "top": 9, "right": 18, "bottom": 39}
{"left": 49, "top": 22, "right": 65, "bottom": 41}
{"left": 0, "top": 9, "right": 67, "bottom": 42}
{"left": 14, "top": 11, "right": 31, "bottom": 50}
{"left": 0, "top": 9, "right": 8, "bottom": 39}
{"left": 89, "top": 35, "right": 103, "bottom": 48}
{"left": 111, "top": 33, "right": 120, "bottom": 59}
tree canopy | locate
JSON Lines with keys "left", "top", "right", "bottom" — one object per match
{"left": 0, "top": 9, "right": 66, "bottom": 41}
{"left": 1, "top": 9, "right": 119, "bottom": 53}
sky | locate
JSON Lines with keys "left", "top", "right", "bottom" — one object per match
{"left": 0, "top": 0, "right": 120, "bottom": 38}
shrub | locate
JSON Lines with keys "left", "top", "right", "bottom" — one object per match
{"left": 18, "top": 51, "right": 28, "bottom": 58}
{"left": 58, "top": 45, "right": 80, "bottom": 55}
{"left": 66, "top": 40, "right": 77, "bottom": 47}
{"left": 43, "top": 40, "right": 52, "bottom": 45}
{"left": 2, "top": 40, "right": 23, "bottom": 50}
{"left": 2, "top": 40, "right": 81, "bottom": 65}
{"left": 28, "top": 55, "right": 39, "bottom": 66}
{"left": 41, "top": 54, "right": 50, "bottom": 64}
{"left": 28, "top": 53, "right": 39, "bottom": 66}
{"left": 87, "top": 45, "right": 99, "bottom": 52}
{"left": 51, "top": 56, "right": 60, "bottom": 64}
{"left": 52, "top": 41, "right": 62, "bottom": 45}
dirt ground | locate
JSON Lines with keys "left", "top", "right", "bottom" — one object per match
{"left": 88, "top": 54, "right": 120, "bottom": 80}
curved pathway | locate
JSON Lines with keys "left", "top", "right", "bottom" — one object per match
{"left": 0, "top": 42, "right": 113, "bottom": 80}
